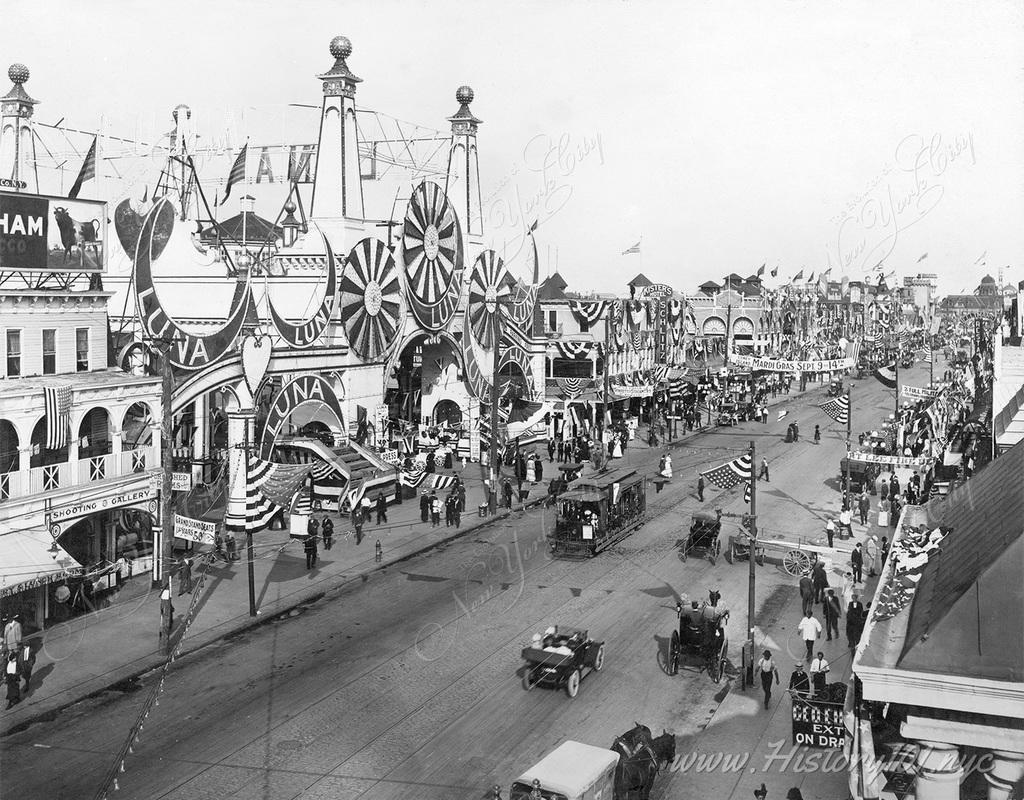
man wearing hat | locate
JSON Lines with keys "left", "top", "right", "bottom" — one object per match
{"left": 788, "top": 661, "right": 810, "bottom": 699}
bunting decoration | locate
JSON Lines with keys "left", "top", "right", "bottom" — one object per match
{"left": 873, "top": 362, "right": 898, "bottom": 389}
{"left": 921, "top": 349, "right": 932, "bottom": 364}
{"left": 700, "top": 452, "right": 753, "bottom": 490}
{"left": 630, "top": 331, "right": 643, "bottom": 351}
{"left": 556, "top": 377, "right": 590, "bottom": 399}
{"left": 554, "top": 340, "right": 593, "bottom": 360}
{"left": 568, "top": 300, "right": 607, "bottom": 328}
{"left": 627, "top": 300, "right": 646, "bottom": 329}
{"left": 820, "top": 394, "right": 850, "bottom": 425}
{"left": 44, "top": 384, "right": 73, "bottom": 450}
{"left": 225, "top": 457, "right": 312, "bottom": 535}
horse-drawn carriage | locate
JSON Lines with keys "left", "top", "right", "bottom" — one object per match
{"left": 717, "top": 401, "right": 739, "bottom": 426}
{"left": 841, "top": 456, "right": 879, "bottom": 495}
{"left": 682, "top": 510, "right": 722, "bottom": 564}
{"left": 509, "top": 726, "right": 675, "bottom": 800}
{"left": 826, "top": 379, "right": 844, "bottom": 397}
{"left": 521, "top": 625, "right": 605, "bottom": 698}
{"left": 668, "top": 599, "right": 729, "bottom": 682}
{"left": 551, "top": 468, "right": 647, "bottom": 557}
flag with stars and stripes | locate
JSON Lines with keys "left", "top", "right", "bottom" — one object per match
{"left": 921, "top": 349, "right": 932, "bottom": 364}
{"left": 820, "top": 394, "right": 850, "bottom": 425}
{"left": 701, "top": 453, "right": 753, "bottom": 491}
{"left": 44, "top": 384, "right": 73, "bottom": 450}
{"left": 743, "top": 481, "right": 751, "bottom": 504}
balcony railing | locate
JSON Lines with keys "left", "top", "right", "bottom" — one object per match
{"left": 1, "top": 446, "right": 156, "bottom": 502}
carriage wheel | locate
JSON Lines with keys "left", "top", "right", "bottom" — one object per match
{"left": 669, "top": 630, "right": 680, "bottom": 675}
{"left": 783, "top": 549, "right": 812, "bottom": 576}
{"left": 593, "top": 644, "right": 605, "bottom": 672}
{"left": 724, "top": 545, "right": 734, "bottom": 565}
{"left": 680, "top": 546, "right": 688, "bottom": 562}
{"left": 566, "top": 668, "right": 581, "bottom": 698}
{"left": 709, "top": 549, "right": 716, "bottom": 566}
{"left": 755, "top": 547, "right": 765, "bottom": 567}
{"left": 522, "top": 669, "right": 535, "bottom": 691}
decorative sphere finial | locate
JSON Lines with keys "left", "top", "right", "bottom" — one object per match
{"left": 330, "top": 36, "right": 352, "bottom": 60}
{"left": 8, "top": 64, "right": 29, "bottom": 85}
{"left": 283, "top": 199, "right": 297, "bottom": 214}
{"left": 456, "top": 85, "right": 474, "bottom": 105}
{"left": 173, "top": 103, "right": 191, "bottom": 122}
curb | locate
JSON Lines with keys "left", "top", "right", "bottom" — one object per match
{"left": 0, "top": 494, "right": 550, "bottom": 738}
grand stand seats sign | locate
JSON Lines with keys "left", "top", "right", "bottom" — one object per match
{"left": 0, "top": 191, "right": 107, "bottom": 271}
{"left": 791, "top": 697, "right": 844, "bottom": 749}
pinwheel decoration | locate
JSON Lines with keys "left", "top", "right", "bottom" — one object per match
{"left": 467, "top": 250, "right": 510, "bottom": 349}
{"left": 340, "top": 237, "right": 404, "bottom": 360}
{"left": 401, "top": 180, "right": 464, "bottom": 332}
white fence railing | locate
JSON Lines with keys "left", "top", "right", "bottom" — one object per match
{"left": 0, "top": 446, "right": 156, "bottom": 503}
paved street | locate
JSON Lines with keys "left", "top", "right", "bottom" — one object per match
{"left": 0, "top": 366, "right": 928, "bottom": 800}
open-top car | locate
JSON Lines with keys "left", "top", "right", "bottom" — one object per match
{"left": 683, "top": 510, "right": 722, "bottom": 564}
{"left": 521, "top": 625, "right": 605, "bottom": 698}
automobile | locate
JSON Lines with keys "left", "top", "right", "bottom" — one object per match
{"left": 509, "top": 740, "right": 619, "bottom": 800}
{"left": 521, "top": 625, "right": 605, "bottom": 698}
{"left": 682, "top": 510, "right": 722, "bottom": 564}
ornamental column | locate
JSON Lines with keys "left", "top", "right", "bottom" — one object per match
{"left": 445, "top": 86, "right": 483, "bottom": 238}
{"left": 310, "top": 35, "right": 364, "bottom": 224}
{"left": 0, "top": 64, "right": 39, "bottom": 193}
{"left": 223, "top": 410, "right": 256, "bottom": 532}
{"left": 914, "top": 740, "right": 964, "bottom": 800}
{"left": 985, "top": 750, "right": 1024, "bottom": 800}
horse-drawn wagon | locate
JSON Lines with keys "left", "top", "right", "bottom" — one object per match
{"left": 668, "top": 599, "right": 729, "bottom": 682}
{"left": 521, "top": 626, "right": 605, "bottom": 698}
{"left": 550, "top": 468, "right": 647, "bottom": 557}
{"left": 682, "top": 510, "right": 722, "bottom": 564}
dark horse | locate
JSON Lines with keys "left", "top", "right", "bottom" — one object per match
{"left": 611, "top": 723, "right": 676, "bottom": 800}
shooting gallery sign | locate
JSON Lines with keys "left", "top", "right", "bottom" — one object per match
{"left": 730, "top": 354, "right": 854, "bottom": 373}
{"left": 259, "top": 373, "right": 345, "bottom": 458}
{"left": 0, "top": 191, "right": 106, "bottom": 272}
{"left": 791, "top": 698, "right": 845, "bottom": 749}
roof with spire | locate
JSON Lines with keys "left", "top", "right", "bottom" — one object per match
{"left": 628, "top": 273, "right": 653, "bottom": 288}
{"left": 200, "top": 209, "right": 282, "bottom": 245}
{"left": 538, "top": 271, "right": 569, "bottom": 301}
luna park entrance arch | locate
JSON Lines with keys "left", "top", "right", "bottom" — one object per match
{"left": 387, "top": 332, "right": 464, "bottom": 427}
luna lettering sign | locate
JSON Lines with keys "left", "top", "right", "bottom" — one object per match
{"left": 267, "top": 232, "right": 338, "bottom": 347}
{"left": 134, "top": 198, "right": 252, "bottom": 370}
{"left": 260, "top": 374, "right": 346, "bottom": 459}
{"left": 730, "top": 353, "right": 854, "bottom": 372}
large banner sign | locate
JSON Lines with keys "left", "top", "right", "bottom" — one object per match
{"left": 902, "top": 385, "right": 939, "bottom": 400}
{"left": 267, "top": 232, "right": 338, "bottom": 347}
{"left": 730, "top": 353, "right": 854, "bottom": 373}
{"left": 613, "top": 385, "right": 655, "bottom": 398}
{"left": 259, "top": 374, "right": 345, "bottom": 458}
{"left": 0, "top": 191, "right": 106, "bottom": 272}
{"left": 848, "top": 451, "right": 933, "bottom": 468}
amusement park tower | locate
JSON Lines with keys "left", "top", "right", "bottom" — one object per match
{"left": 0, "top": 64, "right": 40, "bottom": 193}
{"left": 310, "top": 36, "right": 365, "bottom": 226}
{"left": 445, "top": 85, "right": 483, "bottom": 238}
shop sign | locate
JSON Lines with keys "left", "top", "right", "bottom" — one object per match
{"left": 791, "top": 698, "right": 844, "bottom": 749}
{"left": 901, "top": 385, "right": 939, "bottom": 400}
{"left": 172, "top": 472, "right": 193, "bottom": 492}
{"left": 379, "top": 449, "right": 401, "bottom": 466}
{"left": 173, "top": 514, "right": 216, "bottom": 545}
{"left": 0, "top": 178, "right": 28, "bottom": 190}
{"left": 0, "top": 191, "right": 106, "bottom": 272}
{"left": 730, "top": 353, "right": 854, "bottom": 373}
{"left": 614, "top": 385, "right": 655, "bottom": 398}
{"left": 641, "top": 283, "right": 674, "bottom": 300}
{"left": 49, "top": 486, "right": 155, "bottom": 525}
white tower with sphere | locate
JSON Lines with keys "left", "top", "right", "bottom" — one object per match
{"left": 445, "top": 86, "right": 483, "bottom": 239}
{"left": 310, "top": 36, "right": 365, "bottom": 227}
{"left": 0, "top": 64, "right": 40, "bottom": 192}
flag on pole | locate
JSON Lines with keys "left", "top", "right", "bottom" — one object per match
{"left": 528, "top": 219, "right": 539, "bottom": 233}
{"left": 792, "top": 269, "right": 804, "bottom": 282}
{"left": 222, "top": 143, "right": 248, "bottom": 203}
{"left": 700, "top": 452, "right": 753, "bottom": 491}
{"left": 743, "top": 480, "right": 752, "bottom": 504}
{"left": 770, "top": 265, "right": 779, "bottom": 277}
{"left": 44, "top": 384, "right": 73, "bottom": 450}
{"left": 820, "top": 394, "right": 850, "bottom": 425}
{"left": 807, "top": 271, "right": 815, "bottom": 283}
{"left": 922, "top": 349, "right": 932, "bottom": 364}
{"left": 68, "top": 137, "right": 97, "bottom": 199}
{"left": 621, "top": 240, "right": 641, "bottom": 256}
{"left": 873, "top": 362, "right": 898, "bottom": 389}
{"left": 757, "top": 263, "right": 766, "bottom": 277}
{"left": 917, "top": 253, "right": 928, "bottom": 263}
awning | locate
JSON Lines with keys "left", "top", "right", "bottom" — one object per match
{"left": 0, "top": 529, "right": 84, "bottom": 598}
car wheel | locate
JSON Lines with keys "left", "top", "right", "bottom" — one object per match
{"left": 523, "top": 670, "right": 535, "bottom": 691}
{"left": 681, "top": 548, "right": 688, "bottom": 562}
{"left": 566, "top": 668, "right": 581, "bottom": 698}
{"left": 593, "top": 644, "right": 605, "bottom": 671}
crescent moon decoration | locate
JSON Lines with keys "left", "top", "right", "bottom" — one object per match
{"left": 401, "top": 181, "right": 464, "bottom": 332}
{"left": 133, "top": 198, "right": 252, "bottom": 371}
{"left": 461, "top": 304, "right": 492, "bottom": 404}
{"left": 340, "top": 237, "right": 404, "bottom": 360}
{"left": 267, "top": 232, "right": 338, "bottom": 348}
{"left": 506, "top": 279, "right": 536, "bottom": 328}
{"left": 499, "top": 344, "right": 539, "bottom": 401}
{"left": 467, "top": 250, "right": 510, "bottom": 349}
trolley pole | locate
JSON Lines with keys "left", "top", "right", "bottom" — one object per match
{"left": 159, "top": 342, "right": 175, "bottom": 651}
{"left": 746, "top": 438, "right": 757, "bottom": 686}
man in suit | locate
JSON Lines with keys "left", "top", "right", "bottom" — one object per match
{"left": 823, "top": 588, "right": 842, "bottom": 641}
{"left": 799, "top": 574, "right": 814, "bottom": 616}
{"left": 846, "top": 594, "right": 865, "bottom": 648}
{"left": 851, "top": 542, "right": 864, "bottom": 583}
{"left": 788, "top": 661, "right": 810, "bottom": 699}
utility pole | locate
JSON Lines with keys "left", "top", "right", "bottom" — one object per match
{"left": 844, "top": 385, "right": 852, "bottom": 508}
{"left": 243, "top": 421, "right": 257, "bottom": 616}
{"left": 746, "top": 439, "right": 757, "bottom": 687}
{"left": 488, "top": 302, "right": 502, "bottom": 515}
{"left": 158, "top": 340, "right": 175, "bottom": 651}
{"left": 601, "top": 304, "right": 611, "bottom": 463}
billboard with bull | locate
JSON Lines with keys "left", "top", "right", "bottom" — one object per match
{"left": 0, "top": 191, "right": 106, "bottom": 272}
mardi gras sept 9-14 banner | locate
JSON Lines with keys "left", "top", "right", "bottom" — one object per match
{"left": 729, "top": 353, "right": 854, "bottom": 373}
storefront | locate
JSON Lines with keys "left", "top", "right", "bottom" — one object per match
{"left": 0, "top": 529, "right": 83, "bottom": 632}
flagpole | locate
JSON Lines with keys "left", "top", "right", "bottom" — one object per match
{"left": 244, "top": 420, "right": 257, "bottom": 617}
{"left": 747, "top": 439, "right": 757, "bottom": 687}
{"left": 845, "top": 386, "right": 852, "bottom": 509}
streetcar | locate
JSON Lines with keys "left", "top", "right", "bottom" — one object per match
{"left": 550, "top": 468, "right": 647, "bottom": 557}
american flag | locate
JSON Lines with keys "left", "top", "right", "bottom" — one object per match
{"left": 820, "top": 394, "right": 850, "bottom": 425}
{"left": 222, "top": 142, "right": 248, "bottom": 203}
{"left": 701, "top": 453, "right": 753, "bottom": 491}
{"left": 621, "top": 240, "right": 641, "bottom": 256}
{"left": 44, "top": 384, "right": 73, "bottom": 450}
{"left": 68, "top": 136, "right": 97, "bottom": 199}
{"left": 921, "top": 349, "right": 932, "bottom": 364}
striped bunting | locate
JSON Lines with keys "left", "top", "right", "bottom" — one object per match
{"left": 630, "top": 331, "right": 643, "bottom": 351}
{"left": 701, "top": 453, "right": 753, "bottom": 491}
{"left": 226, "top": 456, "right": 311, "bottom": 534}
{"left": 921, "top": 349, "right": 933, "bottom": 364}
{"left": 568, "top": 300, "right": 607, "bottom": 327}
{"left": 554, "top": 340, "right": 593, "bottom": 360}
{"left": 820, "top": 394, "right": 850, "bottom": 425}
{"left": 556, "top": 377, "right": 589, "bottom": 399}
{"left": 44, "top": 384, "right": 73, "bottom": 450}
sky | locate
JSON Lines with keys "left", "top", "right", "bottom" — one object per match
{"left": 3, "top": 0, "right": 1023, "bottom": 296}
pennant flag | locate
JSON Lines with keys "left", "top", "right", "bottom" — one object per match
{"left": 777, "top": 409, "right": 789, "bottom": 422}
{"left": 792, "top": 269, "right": 804, "bottom": 282}
{"left": 44, "top": 384, "right": 73, "bottom": 450}
{"left": 820, "top": 394, "right": 850, "bottom": 425}
{"left": 222, "top": 142, "right": 248, "bottom": 203}
{"left": 701, "top": 452, "right": 753, "bottom": 491}
{"left": 621, "top": 240, "right": 641, "bottom": 256}
{"left": 756, "top": 263, "right": 766, "bottom": 277}
{"left": 68, "top": 137, "right": 98, "bottom": 199}
{"left": 770, "top": 265, "right": 779, "bottom": 277}
{"left": 917, "top": 253, "right": 928, "bottom": 263}
{"left": 807, "top": 271, "right": 815, "bottom": 283}
{"left": 528, "top": 219, "right": 539, "bottom": 233}
{"left": 873, "top": 362, "right": 898, "bottom": 389}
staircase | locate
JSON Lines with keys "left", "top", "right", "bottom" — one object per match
{"left": 274, "top": 437, "right": 399, "bottom": 512}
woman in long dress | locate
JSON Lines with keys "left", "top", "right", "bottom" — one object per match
{"left": 611, "top": 434, "right": 623, "bottom": 459}
{"left": 660, "top": 452, "right": 673, "bottom": 479}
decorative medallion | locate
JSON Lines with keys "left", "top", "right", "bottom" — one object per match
{"left": 340, "top": 237, "right": 404, "bottom": 360}
{"left": 401, "top": 181, "right": 464, "bottom": 331}
{"left": 467, "top": 250, "right": 510, "bottom": 349}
